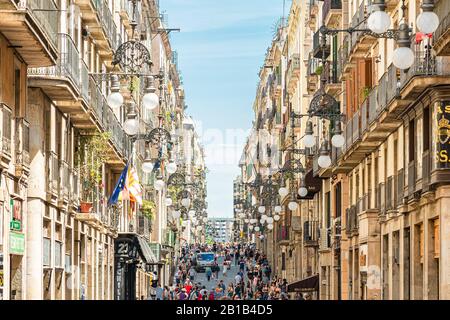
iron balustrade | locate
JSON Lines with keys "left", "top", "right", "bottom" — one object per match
{"left": 80, "top": 60, "right": 90, "bottom": 102}
{"left": 368, "top": 86, "right": 378, "bottom": 125}
{"left": 351, "top": 109, "right": 360, "bottom": 145}
{"left": 434, "top": 5, "right": 450, "bottom": 46}
{"left": 303, "top": 220, "right": 319, "bottom": 245}
{"left": 360, "top": 98, "right": 368, "bottom": 134}
{"left": 313, "top": 29, "right": 330, "bottom": 59}
{"left": 28, "top": 33, "right": 81, "bottom": 91}
{"left": 408, "top": 160, "right": 416, "bottom": 197}
{"left": 397, "top": 168, "right": 404, "bottom": 206}
{"left": 386, "top": 176, "right": 393, "bottom": 211}
{"left": 60, "top": 160, "right": 70, "bottom": 199}
{"left": 1, "top": 104, "right": 12, "bottom": 158}
{"left": 16, "top": 0, "right": 59, "bottom": 49}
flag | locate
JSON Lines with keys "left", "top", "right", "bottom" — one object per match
{"left": 126, "top": 165, "right": 143, "bottom": 205}
{"left": 108, "top": 163, "right": 129, "bottom": 206}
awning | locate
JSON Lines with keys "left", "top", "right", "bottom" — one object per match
{"left": 287, "top": 274, "right": 319, "bottom": 293}
{"left": 136, "top": 236, "right": 158, "bottom": 264}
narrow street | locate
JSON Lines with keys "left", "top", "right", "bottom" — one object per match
{"left": 0, "top": 0, "right": 449, "bottom": 303}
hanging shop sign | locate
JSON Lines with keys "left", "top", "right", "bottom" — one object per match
{"left": 9, "top": 232, "right": 25, "bottom": 255}
{"left": 436, "top": 101, "right": 450, "bottom": 168}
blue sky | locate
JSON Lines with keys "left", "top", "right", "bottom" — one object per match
{"left": 160, "top": 0, "right": 287, "bottom": 218}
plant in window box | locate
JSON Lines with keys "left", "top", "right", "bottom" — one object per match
{"left": 77, "top": 132, "right": 111, "bottom": 213}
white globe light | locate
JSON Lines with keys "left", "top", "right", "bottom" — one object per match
{"left": 258, "top": 206, "right": 266, "bottom": 214}
{"left": 143, "top": 92, "right": 159, "bottom": 111}
{"left": 318, "top": 155, "right": 332, "bottom": 169}
{"left": 259, "top": 235, "right": 265, "bottom": 240}
{"left": 288, "top": 201, "right": 298, "bottom": 211}
{"left": 267, "top": 224, "right": 274, "bottom": 230}
{"left": 181, "top": 198, "right": 191, "bottom": 208}
{"left": 142, "top": 161, "right": 154, "bottom": 173}
{"left": 251, "top": 218, "right": 257, "bottom": 224}
{"left": 165, "top": 198, "right": 173, "bottom": 206}
{"left": 267, "top": 217, "right": 274, "bottom": 224}
{"left": 197, "top": 225, "right": 203, "bottom": 231}
{"left": 154, "top": 179, "right": 165, "bottom": 191}
{"left": 417, "top": 11, "right": 439, "bottom": 34}
{"left": 123, "top": 118, "right": 139, "bottom": 136}
{"left": 107, "top": 92, "right": 124, "bottom": 110}
{"left": 260, "top": 218, "right": 265, "bottom": 224}
{"left": 278, "top": 187, "right": 288, "bottom": 197}
{"left": 274, "top": 214, "right": 281, "bottom": 221}
{"left": 298, "top": 187, "right": 308, "bottom": 198}
{"left": 393, "top": 47, "right": 415, "bottom": 70}
{"left": 254, "top": 226, "right": 260, "bottom": 232}
{"left": 304, "top": 134, "right": 315, "bottom": 148}
{"left": 274, "top": 206, "right": 282, "bottom": 213}
{"left": 261, "top": 214, "right": 268, "bottom": 220}
{"left": 367, "top": 10, "right": 391, "bottom": 34}
{"left": 172, "top": 210, "right": 181, "bottom": 219}
{"left": 248, "top": 225, "right": 254, "bottom": 230}
{"left": 182, "top": 220, "right": 188, "bottom": 227}
{"left": 166, "top": 162, "right": 178, "bottom": 174}
{"left": 244, "top": 219, "right": 249, "bottom": 223}
{"left": 331, "top": 134, "right": 345, "bottom": 148}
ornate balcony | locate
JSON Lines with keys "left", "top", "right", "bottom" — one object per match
{"left": 0, "top": 103, "right": 12, "bottom": 166}
{"left": 74, "top": 0, "right": 119, "bottom": 59}
{"left": 432, "top": 0, "right": 450, "bottom": 56}
{"left": 313, "top": 29, "right": 330, "bottom": 60}
{"left": 307, "top": 53, "right": 320, "bottom": 94}
{"left": 286, "top": 53, "right": 301, "bottom": 94}
{"left": 0, "top": 0, "right": 58, "bottom": 66}
{"left": 277, "top": 225, "right": 290, "bottom": 246}
{"left": 322, "top": 0, "right": 342, "bottom": 28}
{"left": 28, "top": 33, "right": 81, "bottom": 101}
{"left": 303, "top": 220, "right": 319, "bottom": 247}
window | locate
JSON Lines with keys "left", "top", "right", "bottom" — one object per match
{"left": 419, "top": 223, "right": 424, "bottom": 264}
{"left": 409, "top": 119, "right": 415, "bottom": 163}
{"left": 43, "top": 238, "right": 51, "bottom": 266}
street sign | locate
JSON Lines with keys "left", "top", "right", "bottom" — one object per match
{"left": 9, "top": 232, "right": 25, "bottom": 255}
{"left": 10, "top": 220, "right": 21, "bottom": 231}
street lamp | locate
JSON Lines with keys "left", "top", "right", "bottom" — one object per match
{"left": 123, "top": 102, "right": 139, "bottom": 136}
{"left": 107, "top": 74, "right": 124, "bottom": 110}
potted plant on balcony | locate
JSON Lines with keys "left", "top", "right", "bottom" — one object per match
{"left": 141, "top": 199, "right": 155, "bottom": 221}
{"left": 314, "top": 65, "right": 323, "bottom": 76}
{"left": 77, "top": 132, "right": 111, "bottom": 214}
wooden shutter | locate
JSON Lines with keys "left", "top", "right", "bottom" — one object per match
{"left": 419, "top": 223, "right": 424, "bottom": 263}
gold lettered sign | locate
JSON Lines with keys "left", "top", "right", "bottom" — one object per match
{"left": 436, "top": 102, "right": 450, "bottom": 168}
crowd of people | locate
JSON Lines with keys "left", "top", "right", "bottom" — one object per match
{"left": 150, "top": 242, "right": 310, "bottom": 300}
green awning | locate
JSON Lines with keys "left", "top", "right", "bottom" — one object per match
{"left": 136, "top": 236, "right": 157, "bottom": 264}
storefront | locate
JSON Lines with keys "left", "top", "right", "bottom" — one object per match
{"left": 114, "top": 233, "right": 157, "bottom": 300}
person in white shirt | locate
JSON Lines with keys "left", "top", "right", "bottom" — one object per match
{"left": 235, "top": 273, "right": 242, "bottom": 285}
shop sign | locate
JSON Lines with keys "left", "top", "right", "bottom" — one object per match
{"left": 10, "top": 220, "right": 21, "bottom": 231}
{"left": 436, "top": 102, "right": 450, "bottom": 168}
{"left": 9, "top": 232, "right": 25, "bottom": 255}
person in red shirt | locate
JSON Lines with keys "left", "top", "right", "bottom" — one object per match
{"left": 184, "top": 279, "right": 193, "bottom": 295}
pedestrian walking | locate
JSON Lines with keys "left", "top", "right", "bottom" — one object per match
{"left": 188, "top": 266, "right": 196, "bottom": 281}
{"left": 205, "top": 267, "right": 212, "bottom": 281}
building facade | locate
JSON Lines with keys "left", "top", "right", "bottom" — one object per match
{"left": 0, "top": 0, "right": 204, "bottom": 300}
{"left": 238, "top": 0, "right": 450, "bottom": 300}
